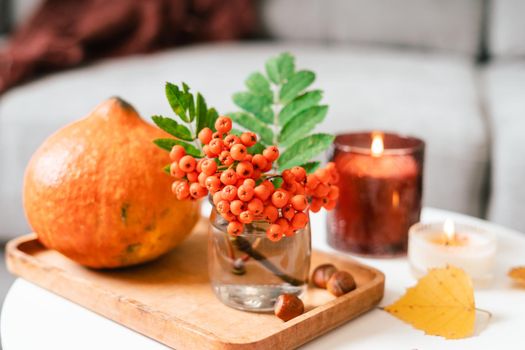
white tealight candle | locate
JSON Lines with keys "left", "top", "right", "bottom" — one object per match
{"left": 408, "top": 219, "right": 497, "bottom": 286}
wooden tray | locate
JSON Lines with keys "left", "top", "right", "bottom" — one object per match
{"left": 6, "top": 219, "right": 384, "bottom": 350}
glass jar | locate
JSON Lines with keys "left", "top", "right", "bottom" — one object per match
{"left": 327, "top": 132, "right": 425, "bottom": 257}
{"left": 208, "top": 206, "right": 311, "bottom": 312}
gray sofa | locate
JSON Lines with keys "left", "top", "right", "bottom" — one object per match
{"left": 0, "top": 0, "right": 524, "bottom": 240}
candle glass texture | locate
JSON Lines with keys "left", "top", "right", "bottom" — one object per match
{"left": 327, "top": 132, "right": 424, "bottom": 256}
{"left": 408, "top": 222, "right": 497, "bottom": 285}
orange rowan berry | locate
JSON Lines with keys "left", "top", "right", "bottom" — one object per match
{"left": 252, "top": 154, "right": 268, "bottom": 170}
{"left": 244, "top": 154, "right": 253, "bottom": 162}
{"left": 203, "top": 145, "right": 214, "bottom": 158}
{"left": 222, "top": 211, "right": 237, "bottom": 222}
{"left": 262, "top": 180, "right": 275, "bottom": 192}
{"left": 271, "top": 189, "right": 290, "bottom": 208}
{"left": 282, "top": 170, "right": 295, "bottom": 184}
{"left": 216, "top": 200, "right": 230, "bottom": 215}
{"left": 175, "top": 181, "right": 190, "bottom": 200}
{"left": 294, "top": 183, "right": 306, "bottom": 195}
{"left": 324, "top": 199, "right": 337, "bottom": 210}
{"left": 236, "top": 161, "right": 254, "bottom": 178}
{"left": 254, "top": 184, "right": 271, "bottom": 201}
{"left": 239, "top": 210, "right": 254, "bottom": 224}
{"left": 291, "top": 195, "right": 308, "bottom": 211}
{"left": 169, "top": 145, "right": 186, "bottom": 162}
{"left": 179, "top": 155, "right": 196, "bottom": 173}
{"left": 276, "top": 218, "right": 290, "bottom": 232}
{"left": 198, "top": 172, "right": 208, "bottom": 186}
{"left": 247, "top": 198, "right": 264, "bottom": 215}
{"left": 208, "top": 139, "right": 223, "bottom": 155}
{"left": 282, "top": 205, "right": 295, "bottom": 220}
{"left": 240, "top": 132, "right": 257, "bottom": 147}
{"left": 189, "top": 183, "right": 207, "bottom": 199}
{"left": 306, "top": 174, "right": 320, "bottom": 189}
{"left": 198, "top": 128, "right": 213, "bottom": 145}
{"left": 212, "top": 191, "right": 223, "bottom": 206}
{"left": 315, "top": 168, "right": 330, "bottom": 183}
{"left": 290, "top": 166, "right": 307, "bottom": 182}
{"left": 201, "top": 159, "right": 217, "bottom": 176}
{"left": 252, "top": 169, "right": 262, "bottom": 179}
{"left": 282, "top": 181, "right": 297, "bottom": 193}
{"left": 205, "top": 175, "right": 221, "bottom": 193}
{"left": 267, "top": 224, "right": 283, "bottom": 242}
{"left": 284, "top": 228, "right": 295, "bottom": 237}
{"left": 219, "top": 151, "right": 234, "bottom": 165}
{"left": 227, "top": 221, "right": 243, "bottom": 236}
{"left": 291, "top": 212, "right": 308, "bottom": 229}
{"left": 310, "top": 198, "right": 323, "bottom": 213}
{"left": 314, "top": 183, "right": 330, "bottom": 197}
{"left": 170, "top": 162, "right": 185, "bottom": 179}
{"left": 196, "top": 158, "right": 204, "bottom": 173}
{"left": 220, "top": 169, "right": 238, "bottom": 185}
{"left": 243, "top": 178, "right": 256, "bottom": 188}
{"left": 237, "top": 185, "right": 254, "bottom": 202}
{"left": 215, "top": 116, "right": 233, "bottom": 133}
{"left": 171, "top": 180, "right": 181, "bottom": 195}
{"left": 221, "top": 185, "right": 238, "bottom": 201}
{"left": 230, "top": 200, "right": 246, "bottom": 215}
{"left": 263, "top": 205, "right": 279, "bottom": 223}
{"left": 263, "top": 146, "right": 279, "bottom": 162}
{"left": 230, "top": 144, "right": 247, "bottom": 161}
{"left": 212, "top": 131, "right": 223, "bottom": 140}
{"left": 224, "top": 134, "right": 240, "bottom": 149}
{"left": 328, "top": 186, "right": 340, "bottom": 200}
{"left": 187, "top": 171, "right": 198, "bottom": 182}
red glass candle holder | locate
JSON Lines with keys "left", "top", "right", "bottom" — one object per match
{"left": 327, "top": 132, "right": 425, "bottom": 257}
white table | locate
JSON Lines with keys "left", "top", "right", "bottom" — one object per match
{"left": 2, "top": 208, "right": 525, "bottom": 349}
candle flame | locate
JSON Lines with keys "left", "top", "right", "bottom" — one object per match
{"left": 371, "top": 133, "right": 384, "bottom": 157}
{"left": 444, "top": 219, "right": 455, "bottom": 241}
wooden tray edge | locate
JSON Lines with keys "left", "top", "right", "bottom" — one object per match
{"left": 6, "top": 234, "right": 385, "bottom": 350}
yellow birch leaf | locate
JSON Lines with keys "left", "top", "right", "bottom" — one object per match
{"left": 384, "top": 266, "right": 475, "bottom": 339}
{"left": 508, "top": 266, "right": 525, "bottom": 284}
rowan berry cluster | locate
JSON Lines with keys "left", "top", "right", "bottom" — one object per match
{"left": 168, "top": 116, "right": 339, "bottom": 242}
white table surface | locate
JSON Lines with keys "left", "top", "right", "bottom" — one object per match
{"left": 2, "top": 207, "right": 525, "bottom": 350}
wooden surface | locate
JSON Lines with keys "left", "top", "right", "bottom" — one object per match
{"left": 6, "top": 218, "right": 385, "bottom": 350}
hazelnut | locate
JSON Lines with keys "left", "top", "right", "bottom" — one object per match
{"left": 274, "top": 294, "right": 304, "bottom": 321}
{"left": 326, "top": 271, "right": 356, "bottom": 296}
{"left": 311, "top": 263, "right": 338, "bottom": 288}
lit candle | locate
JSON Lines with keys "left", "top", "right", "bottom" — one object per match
{"left": 408, "top": 220, "right": 497, "bottom": 285}
{"left": 328, "top": 132, "right": 425, "bottom": 256}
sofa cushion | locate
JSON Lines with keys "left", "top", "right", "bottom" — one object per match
{"left": 0, "top": 43, "right": 488, "bottom": 238}
{"left": 489, "top": 0, "right": 525, "bottom": 58}
{"left": 261, "top": 0, "right": 484, "bottom": 56}
{"left": 484, "top": 62, "right": 525, "bottom": 232}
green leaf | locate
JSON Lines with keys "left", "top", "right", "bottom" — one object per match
{"left": 207, "top": 108, "right": 219, "bottom": 132}
{"left": 279, "top": 70, "right": 315, "bottom": 104}
{"left": 195, "top": 93, "right": 208, "bottom": 134}
{"left": 229, "top": 112, "right": 274, "bottom": 145}
{"left": 245, "top": 72, "right": 272, "bottom": 98}
{"left": 299, "top": 161, "right": 320, "bottom": 174}
{"left": 163, "top": 164, "right": 171, "bottom": 175}
{"left": 279, "top": 90, "right": 323, "bottom": 126}
{"left": 278, "top": 133, "right": 334, "bottom": 169}
{"left": 165, "top": 82, "right": 189, "bottom": 122}
{"left": 232, "top": 92, "right": 273, "bottom": 123}
{"left": 271, "top": 177, "right": 284, "bottom": 189}
{"left": 278, "top": 105, "right": 328, "bottom": 146}
{"left": 265, "top": 53, "right": 295, "bottom": 84}
{"left": 151, "top": 116, "right": 193, "bottom": 141}
{"left": 248, "top": 142, "right": 265, "bottom": 155}
{"left": 186, "top": 93, "right": 195, "bottom": 122}
{"left": 153, "top": 138, "right": 203, "bottom": 157}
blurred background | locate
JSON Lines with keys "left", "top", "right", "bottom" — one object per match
{"left": 0, "top": 0, "right": 524, "bottom": 334}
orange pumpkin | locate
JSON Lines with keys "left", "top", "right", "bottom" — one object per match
{"left": 23, "top": 97, "right": 200, "bottom": 268}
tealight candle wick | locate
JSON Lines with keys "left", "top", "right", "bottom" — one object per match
{"left": 444, "top": 219, "right": 455, "bottom": 246}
